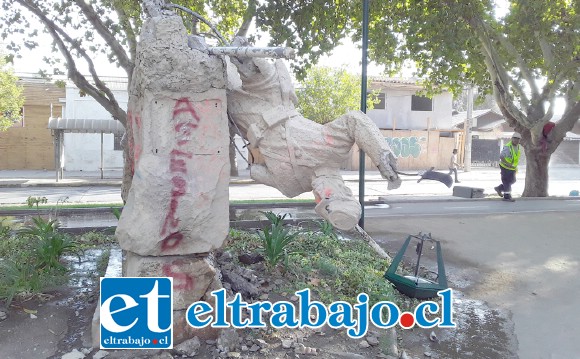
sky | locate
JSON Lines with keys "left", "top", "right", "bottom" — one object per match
{"left": 6, "top": 6, "right": 390, "bottom": 79}
{"left": 7, "top": 0, "right": 513, "bottom": 79}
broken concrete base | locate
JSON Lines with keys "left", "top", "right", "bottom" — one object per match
{"left": 123, "top": 251, "right": 217, "bottom": 310}
{"left": 91, "top": 250, "right": 226, "bottom": 348}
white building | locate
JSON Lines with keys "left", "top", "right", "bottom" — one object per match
{"left": 48, "top": 78, "right": 128, "bottom": 173}
{"left": 367, "top": 78, "right": 453, "bottom": 130}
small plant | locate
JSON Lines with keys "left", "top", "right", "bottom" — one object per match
{"left": 0, "top": 259, "right": 66, "bottom": 307}
{"left": 258, "top": 222, "right": 301, "bottom": 269}
{"left": 0, "top": 218, "right": 11, "bottom": 238}
{"left": 112, "top": 207, "right": 122, "bottom": 220}
{"left": 51, "top": 196, "right": 69, "bottom": 219}
{"left": 19, "top": 217, "right": 79, "bottom": 271}
{"left": 26, "top": 196, "right": 48, "bottom": 216}
{"left": 96, "top": 249, "right": 111, "bottom": 277}
{"left": 260, "top": 211, "right": 288, "bottom": 227}
{"left": 0, "top": 259, "right": 41, "bottom": 306}
{"left": 316, "top": 219, "right": 338, "bottom": 240}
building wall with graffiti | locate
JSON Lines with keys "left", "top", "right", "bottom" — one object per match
{"left": 347, "top": 130, "right": 456, "bottom": 171}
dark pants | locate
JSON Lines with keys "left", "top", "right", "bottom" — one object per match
{"left": 498, "top": 166, "right": 516, "bottom": 194}
{"left": 448, "top": 168, "right": 459, "bottom": 181}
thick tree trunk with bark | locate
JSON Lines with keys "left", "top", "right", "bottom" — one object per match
{"left": 522, "top": 144, "right": 551, "bottom": 197}
{"left": 121, "top": 118, "right": 135, "bottom": 204}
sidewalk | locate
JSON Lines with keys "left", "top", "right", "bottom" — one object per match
{"left": 1, "top": 166, "right": 579, "bottom": 202}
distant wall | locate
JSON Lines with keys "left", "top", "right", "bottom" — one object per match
{"left": 347, "top": 130, "right": 456, "bottom": 171}
{"left": 0, "top": 80, "right": 64, "bottom": 170}
{"left": 63, "top": 85, "right": 128, "bottom": 171}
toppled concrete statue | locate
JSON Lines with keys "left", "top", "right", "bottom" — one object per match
{"left": 226, "top": 38, "right": 401, "bottom": 230}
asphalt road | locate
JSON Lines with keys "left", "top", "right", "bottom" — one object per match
{"left": 2, "top": 183, "right": 580, "bottom": 358}
{"left": 0, "top": 186, "right": 124, "bottom": 205}
{"left": 365, "top": 198, "right": 580, "bottom": 217}
{"left": 366, "top": 210, "right": 580, "bottom": 359}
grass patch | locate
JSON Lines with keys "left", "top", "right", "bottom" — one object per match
{"left": 0, "top": 200, "right": 316, "bottom": 212}
{"left": 226, "top": 227, "right": 402, "bottom": 308}
{"left": 0, "top": 203, "right": 124, "bottom": 211}
{"left": 0, "top": 221, "right": 116, "bottom": 306}
{"left": 96, "top": 249, "right": 111, "bottom": 277}
{"left": 75, "top": 231, "right": 117, "bottom": 250}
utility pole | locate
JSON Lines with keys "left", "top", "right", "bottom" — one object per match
{"left": 463, "top": 86, "right": 474, "bottom": 172}
{"left": 358, "top": 0, "right": 369, "bottom": 229}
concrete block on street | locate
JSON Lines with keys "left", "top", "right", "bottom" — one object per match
{"left": 453, "top": 186, "right": 485, "bottom": 198}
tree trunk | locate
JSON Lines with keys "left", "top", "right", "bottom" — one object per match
{"left": 229, "top": 125, "right": 239, "bottom": 177}
{"left": 522, "top": 144, "right": 551, "bottom": 197}
{"left": 121, "top": 118, "right": 135, "bottom": 204}
{"left": 121, "top": 144, "right": 133, "bottom": 204}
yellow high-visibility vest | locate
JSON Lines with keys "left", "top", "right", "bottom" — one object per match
{"left": 499, "top": 141, "right": 520, "bottom": 171}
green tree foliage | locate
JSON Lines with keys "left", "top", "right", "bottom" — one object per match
{"left": 0, "top": 56, "right": 24, "bottom": 131}
{"left": 408, "top": 1, "right": 579, "bottom": 196}
{"left": 0, "top": 0, "right": 251, "bottom": 126}
{"left": 296, "top": 66, "right": 375, "bottom": 124}
{"left": 257, "top": 1, "right": 579, "bottom": 196}
{"left": 2, "top": 0, "right": 577, "bottom": 196}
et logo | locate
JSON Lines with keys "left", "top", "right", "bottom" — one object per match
{"left": 100, "top": 277, "right": 173, "bottom": 349}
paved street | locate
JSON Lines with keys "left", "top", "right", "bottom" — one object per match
{"left": 366, "top": 211, "right": 580, "bottom": 359}
{"left": 365, "top": 198, "right": 580, "bottom": 217}
{"left": 1, "top": 166, "right": 579, "bottom": 205}
{"left": 1, "top": 167, "right": 580, "bottom": 358}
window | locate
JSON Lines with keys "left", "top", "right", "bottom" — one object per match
{"left": 114, "top": 133, "right": 123, "bottom": 151}
{"left": 411, "top": 95, "right": 433, "bottom": 111}
{"left": 372, "top": 92, "right": 386, "bottom": 110}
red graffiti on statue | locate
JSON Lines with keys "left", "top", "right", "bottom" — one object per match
{"left": 161, "top": 232, "right": 184, "bottom": 251}
{"left": 160, "top": 98, "right": 200, "bottom": 251}
{"left": 162, "top": 262, "right": 195, "bottom": 291}
{"left": 173, "top": 98, "right": 201, "bottom": 145}
{"left": 169, "top": 149, "right": 193, "bottom": 174}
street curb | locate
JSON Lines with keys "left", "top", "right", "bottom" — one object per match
{"left": 0, "top": 182, "right": 122, "bottom": 188}
{"left": 379, "top": 195, "right": 580, "bottom": 204}
{"left": 0, "top": 179, "right": 255, "bottom": 188}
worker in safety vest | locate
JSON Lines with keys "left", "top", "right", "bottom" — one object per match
{"left": 494, "top": 132, "right": 522, "bottom": 202}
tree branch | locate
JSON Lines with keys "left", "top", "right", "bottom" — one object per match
{"left": 548, "top": 102, "right": 580, "bottom": 153}
{"left": 164, "top": 3, "right": 227, "bottom": 45}
{"left": 475, "top": 27, "right": 531, "bottom": 128}
{"left": 236, "top": 0, "right": 256, "bottom": 38}
{"left": 536, "top": 32, "right": 555, "bottom": 70}
{"left": 73, "top": 0, "right": 133, "bottom": 75}
{"left": 114, "top": 5, "right": 138, "bottom": 79}
{"left": 17, "top": 0, "right": 126, "bottom": 125}
{"left": 473, "top": 20, "right": 531, "bottom": 116}
{"left": 487, "top": 22, "right": 539, "bottom": 98}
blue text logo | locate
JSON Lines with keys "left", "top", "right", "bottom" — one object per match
{"left": 100, "top": 277, "right": 173, "bottom": 349}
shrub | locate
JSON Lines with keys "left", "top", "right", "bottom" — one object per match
{"left": 19, "top": 217, "right": 79, "bottom": 271}
{"left": 260, "top": 211, "right": 288, "bottom": 227}
{"left": 258, "top": 222, "right": 300, "bottom": 269}
{"left": 316, "top": 219, "right": 337, "bottom": 240}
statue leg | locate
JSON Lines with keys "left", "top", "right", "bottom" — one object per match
{"left": 324, "top": 110, "right": 402, "bottom": 189}
{"left": 312, "top": 171, "right": 361, "bottom": 231}
{"left": 250, "top": 164, "right": 278, "bottom": 188}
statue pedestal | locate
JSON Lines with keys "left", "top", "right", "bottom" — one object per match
{"left": 92, "top": 14, "right": 230, "bottom": 348}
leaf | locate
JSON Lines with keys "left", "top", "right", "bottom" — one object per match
{"left": 23, "top": 308, "right": 37, "bottom": 314}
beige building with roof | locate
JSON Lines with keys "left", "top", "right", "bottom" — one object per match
{"left": 0, "top": 77, "right": 65, "bottom": 170}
